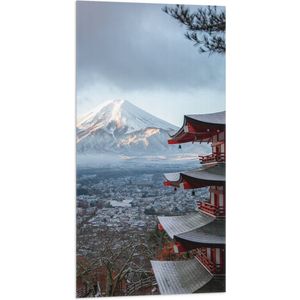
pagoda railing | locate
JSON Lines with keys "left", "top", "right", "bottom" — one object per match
{"left": 197, "top": 201, "right": 225, "bottom": 217}
{"left": 195, "top": 250, "right": 222, "bottom": 275}
{"left": 199, "top": 153, "right": 225, "bottom": 164}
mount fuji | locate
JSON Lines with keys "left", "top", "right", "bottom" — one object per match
{"left": 76, "top": 99, "right": 209, "bottom": 159}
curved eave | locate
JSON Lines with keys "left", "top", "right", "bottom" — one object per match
{"left": 163, "top": 164, "right": 225, "bottom": 189}
{"left": 151, "top": 259, "right": 213, "bottom": 295}
{"left": 185, "top": 111, "right": 225, "bottom": 125}
{"left": 168, "top": 112, "right": 225, "bottom": 144}
{"left": 175, "top": 219, "right": 225, "bottom": 248}
{"left": 158, "top": 212, "right": 215, "bottom": 239}
{"left": 164, "top": 172, "right": 181, "bottom": 183}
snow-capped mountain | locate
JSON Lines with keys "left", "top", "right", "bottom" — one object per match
{"left": 76, "top": 99, "right": 208, "bottom": 156}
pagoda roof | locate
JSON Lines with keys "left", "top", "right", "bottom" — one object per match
{"left": 164, "top": 163, "right": 225, "bottom": 189}
{"left": 185, "top": 112, "right": 225, "bottom": 125}
{"left": 176, "top": 219, "right": 225, "bottom": 247}
{"left": 158, "top": 212, "right": 225, "bottom": 248}
{"left": 151, "top": 259, "right": 213, "bottom": 295}
{"left": 158, "top": 212, "right": 214, "bottom": 239}
{"left": 168, "top": 111, "right": 225, "bottom": 144}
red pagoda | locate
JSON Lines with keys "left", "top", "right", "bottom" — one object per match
{"left": 151, "top": 111, "right": 226, "bottom": 294}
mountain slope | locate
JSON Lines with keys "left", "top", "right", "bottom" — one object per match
{"left": 77, "top": 99, "right": 177, "bottom": 138}
{"left": 76, "top": 99, "right": 209, "bottom": 156}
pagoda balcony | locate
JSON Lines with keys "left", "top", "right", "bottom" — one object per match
{"left": 195, "top": 250, "right": 222, "bottom": 275}
{"left": 197, "top": 201, "right": 225, "bottom": 217}
{"left": 198, "top": 153, "right": 225, "bottom": 164}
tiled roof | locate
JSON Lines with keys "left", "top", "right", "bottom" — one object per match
{"left": 158, "top": 212, "right": 214, "bottom": 239}
{"left": 151, "top": 259, "right": 213, "bottom": 295}
{"left": 176, "top": 219, "right": 225, "bottom": 246}
{"left": 182, "top": 163, "right": 225, "bottom": 182}
{"left": 164, "top": 163, "right": 225, "bottom": 186}
{"left": 168, "top": 111, "right": 225, "bottom": 144}
{"left": 185, "top": 111, "right": 225, "bottom": 125}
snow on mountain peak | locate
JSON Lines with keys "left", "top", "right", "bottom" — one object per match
{"left": 76, "top": 99, "right": 211, "bottom": 157}
{"left": 77, "top": 99, "right": 177, "bottom": 134}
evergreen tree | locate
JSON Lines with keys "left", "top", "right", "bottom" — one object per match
{"left": 163, "top": 5, "right": 225, "bottom": 54}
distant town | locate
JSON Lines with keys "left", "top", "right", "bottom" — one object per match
{"left": 77, "top": 166, "right": 209, "bottom": 240}
{"left": 76, "top": 164, "right": 209, "bottom": 296}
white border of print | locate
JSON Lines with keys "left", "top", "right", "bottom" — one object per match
{"left": 1, "top": 0, "right": 300, "bottom": 300}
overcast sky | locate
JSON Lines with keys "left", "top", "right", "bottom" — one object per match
{"left": 76, "top": 1, "right": 225, "bottom": 126}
